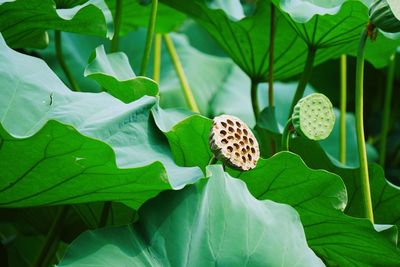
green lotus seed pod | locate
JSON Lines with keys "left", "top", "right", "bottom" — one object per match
{"left": 209, "top": 115, "right": 260, "bottom": 171}
{"left": 369, "top": 0, "right": 400, "bottom": 33}
{"left": 292, "top": 93, "right": 335, "bottom": 141}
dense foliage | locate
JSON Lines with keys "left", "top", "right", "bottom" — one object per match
{"left": 1, "top": 0, "right": 400, "bottom": 266}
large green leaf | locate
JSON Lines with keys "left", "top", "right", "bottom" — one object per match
{"left": 0, "top": 0, "right": 113, "bottom": 48}
{"left": 232, "top": 152, "right": 400, "bottom": 267}
{"left": 85, "top": 45, "right": 158, "bottom": 103}
{"left": 291, "top": 138, "right": 400, "bottom": 228}
{"left": 162, "top": 0, "right": 399, "bottom": 82}
{"left": 59, "top": 165, "right": 324, "bottom": 267}
{"left": 0, "top": 120, "right": 169, "bottom": 208}
{"left": 149, "top": 111, "right": 400, "bottom": 265}
{"left": 105, "top": 0, "right": 186, "bottom": 34}
{"left": 0, "top": 34, "right": 203, "bottom": 193}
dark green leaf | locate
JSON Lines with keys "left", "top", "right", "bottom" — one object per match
{"left": 233, "top": 152, "right": 400, "bottom": 267}
{"left": 0, "top": 0, "right": 113, "bottom": 48}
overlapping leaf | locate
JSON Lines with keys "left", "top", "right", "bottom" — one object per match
{"left": 161, "top": 0, "right": 399, "bottom": 82}
{"left": 85, "top": 45, "right": 158, "bottom": 103}
{"left": 59, "top": 165, "right": 324, "bottom": 267}
{"left": 0, "top": 0, "right": 113, "bottom": 48}
{"left": 233, "top": 152, "right": 400, "bottom": 267}
{"left": 0, "top": 120, "right": 169, "bottom": 208}
{"left": 152, "top": 111, "right": 400, "bottom": 266}
{"left": 0, "top": 34, "right": 203, "bottom": 210}
{"left": 291, "top": 138, "right": 400, "bottom": 229}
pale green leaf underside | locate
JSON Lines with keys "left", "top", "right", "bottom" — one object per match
{"left": 59, "top": 165, "right": 324, "bottom": 267}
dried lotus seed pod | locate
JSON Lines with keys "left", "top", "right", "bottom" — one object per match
{"left": 292, "top": 93, "right": 335, "bottom": 141}
{"left": 209, "top": 115, "right": 259, "bottom": 171}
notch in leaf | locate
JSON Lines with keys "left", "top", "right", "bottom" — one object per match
{"left": 282, "top": 93, "right": 335, "bottom": 151}
{"left": 209, "top": 115, "right": 260, "bottom": 171}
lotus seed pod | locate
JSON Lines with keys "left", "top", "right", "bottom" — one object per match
{"left": 369, "top": 0, "right": 400, "bottom": 33}
{"left": 292, "top": 93, "right": 335, "bottom": 141}
{"left": 209, "top": 115, "right": 260, "bottom": 171}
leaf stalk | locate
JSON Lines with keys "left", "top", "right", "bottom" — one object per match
{"left": 55, "top": 31, "right": 80, "bottom": 92}
{"left": 288, "top": 47, "right": 316, "bottom": 118}
{"left": 355, "top": 27, "right": 374, "bottom": 223}
{"left": 140, "top": 0, "right": 159, "bottom": 76}
{"left": 340, "top": 54, "right": 347, "bottom": 164}
{"left": 163, "top": 34, "right": 200, "bottom": 113}
{"left": 379, "top": 53, "right": 396, "bottom": 166}
{"left": 110, "top": 0, "right": 123, "bottom": 53}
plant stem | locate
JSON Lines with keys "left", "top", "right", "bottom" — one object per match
{"left": 98, "top": 201, "right": 112, "bottom": 228}
{"left": 288, "top": 47, "right": 316, "bottom": 118}
{"left": 268, "top": 3, "right": 277, "bottom": 155}
{"left": 55, "top": 31, "right": 80, "bottom": 92}
{"left": 163, "top": 34, "right": 200, "bottom": 113}
{"left": 281, "top": 118, "right": 293, "bottom": 151}
{"left": 140, "top": 0, "right": 158, "bottom": 76}
{"left": 110, "top": 0, "right": 123, "bottom": 53}
{"left": 153, "top": 33, "right": 162, "bottom": 83}
{"left": 340, "top": 54, "right": 347, "bottom": 164}
{"left": 33, "top": 206, "right": 69, "bottom": 267}
{"left": 251, "top": 79, "right": 260, "bottom": 122}
{"left": 268, "top": 3, "right": 275, "bottom": 107}
{"left": 379, "top": 52, "right": 396, "bottom": 166}
{"left": 208, "top": 155, "right": 217, "bottom": 165}
{"left": 355, "top": 27, "right": 374, "bottom": 223}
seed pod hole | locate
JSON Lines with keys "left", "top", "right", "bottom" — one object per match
{"left": 228, "top": 126, "right": 234, "bottom": 133}
{"left": 234, "top": 133, "right": 241, "bottom": 139}
{"left": 237, "top": 128, "right": 242, "bottom": 134}
{"left": 227, "top": 119, "right": 234, "bottom": 126}
{"left": 221, "top": 139, "right": 228, "bottom": 144}
{"left": 227, "top": 146, "right": 233, "bottom": 152}
{"left": 220, "top": 130, "right": 227, "bottom": 136}
{"left": 221, "top": 122, "right": 227, "bottom": 128}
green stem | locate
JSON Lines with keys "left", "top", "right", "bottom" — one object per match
{"left": 153, "top": 33, "right": 162, "bottom": 83}
{"left": 251, "top": 79, "right": 260, "bottom": 122}
{"left": 379, "top": 53, "right": 396, "bottom": 166}
{"left": 55, "top": 31, "right": 80, "bottom": 92}
{"left": 288, "top": 47, "right": 316, "bottom": 118}
{"left": 268, "top": 3, "right": 277, "bottom": 155}
{"left": 140, "top": 0, "right": 158, "bottom": 76}
{"left": 281, "top": 118, "right": 293, "bottom": 151}
{"left": 33, "top": 206, "right": 69, "bottom": 267}
{"left": 208, "top": 155, "right": 217, "bottom": 165}
{"left": 268, "top": 3, "right": 275, "bottom": 107}
{"left": 163, "top": 34, "right": 200, "bottom": 113}
{"left": 355, "top": 27, "right": 374, "bottom": 223}
{"left": 340, "top": 54, "right": 347, "bottom": 164}
{"left": 98, "top": 201, "right": 112, "bottom": 228}
{"left": 110, "top": 0, "right": 123, "bottom": 53}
